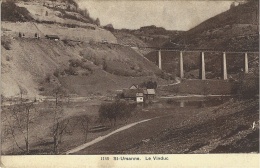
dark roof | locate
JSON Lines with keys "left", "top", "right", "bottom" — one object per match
{"left": 123, "top": 89, "right": 143, "bottom": 98}
{"left": 45, "top": 35, "right": 60, "bottom": 39}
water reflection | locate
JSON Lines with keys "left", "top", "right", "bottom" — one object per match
{"left": 164, "top": 96, "right": 231, "bottom": 108}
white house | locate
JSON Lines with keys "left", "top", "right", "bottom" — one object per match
{"left": 136, "top": 93, "right": 144, "bottom": 103}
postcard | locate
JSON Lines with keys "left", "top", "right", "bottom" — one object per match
{"left": 1, "top": 0, "right": 259, "bottom": 167}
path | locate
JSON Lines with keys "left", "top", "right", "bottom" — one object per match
{"left": 66, "top": 116, "right": 162, "bottom": 154}
{"left": 67, "top": 110, "right": 193, "bottom": 154}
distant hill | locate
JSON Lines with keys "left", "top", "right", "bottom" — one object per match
{"left": 114, "top": 25, "right": 183, "bottom": 48}
{"left": 145, "top": 0, "right": 259, "bottom": 78}
{"left": 163, "top": 0, "right": 259, "bottom": 51}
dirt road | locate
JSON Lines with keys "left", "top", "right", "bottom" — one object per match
{"left": 70, "top": 111, "right": 190, "bottom": 154}
{"left": 66, "top": 117, "right": 158, "bottom": 154}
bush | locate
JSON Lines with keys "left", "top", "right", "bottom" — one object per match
{"left": 81, "top": 64, "right": 93, "bottom": 73}
{"left": 236, "top": 72, "right": 259, "bottom": 99}
{"left": 6, "top": 55, "right": 12, "bottom": 61}
{"left": 69, "top": 59, "right": 93, "bottom": 74}
{"left": 39, "top": 87, "right": 45, "bottom": 91}
{"left": 45, "top": 74, "right": 51, "bottom": 83}
{"left": 1, "top": 2, "right": 33, "bottom": 22}
{"left": 53, "top": 69, "right": 60, "bottom": 77}
{"left": 99, "top": 100, "right": 137, "bottom": 125}
{"left": 69, "top": 59, "right": 83, "bottom": 67}
{"left": 64, "top": 67, "right": 77, "bottom": 75}
{"left": 1, "top": 36, "right": 11, "bottom": 50}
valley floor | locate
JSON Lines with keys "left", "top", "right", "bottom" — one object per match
{"left": 70, "top": 98, "right": 259, "bottom": 154}
{"left": 1, "top": 94, "right": 258, "bottom": 155}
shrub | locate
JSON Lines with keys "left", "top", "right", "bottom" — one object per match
{"left": 69, "top": 59, "right": 82, "bottom": 67}
{"left": 64, "top": 67, "right": 77, "bottom": 75}
{"left": 89, "top": 39, "right": 96, "bottom": 45}
{"left": 99, "top": 100, "right": 137, "bottom": 125}
{"left": 45, "top": 74, "right": 51, "bottom": 83}
{"left": 39, "top": 87, "right": 45, "bottom": 91}
{"left": 93, "top": 58, "right": 102, "bottom": 66}
{"left": 1, "top": 36, "right": 11, "bottom": 50}
{"left": 102, "top": 60, "right": 108, "bottom": 71}
{"left": 236, "top": 71, "right": 259, "bottom": 99}
{"left": 69, "top": 59, "right": 93, "bottom": 73}
{"left": 1, "top": 2, "right": 33, "bottom": 22}
{"left": 166, "top": 99, "right": 174, "bottom": 104}
{"left": 53, "top": 69, "right": 60, "bottom": 78}
{"left": 6, "top": 55, "right": 12, "bottom": 61}
{"left": 81, "top": 64, "right": 93, "bottom": 73}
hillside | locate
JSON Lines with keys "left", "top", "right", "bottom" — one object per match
{"left": 1, "top": 36, "right": 163, "bottom": 98}
{"left": 2, "top": 0, "right": 96, "bottom": 26}
{"left": 164, "top": 0, "right": 258, "bottom": 51}
{"left": 1, "top": 0, "right": 171, "bottom": 99}
{"left": 126, "top": 99, "right": 259, "bottom": 154}
{"left": 145, "top": 0, "right": 259, "bottom": 77}
{"left": 114, "top": 25, "right": 183, "bottom": 48}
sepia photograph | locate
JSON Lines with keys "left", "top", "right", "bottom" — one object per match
{"left": 0, "top": 0, "right": 259, "bottom": 166}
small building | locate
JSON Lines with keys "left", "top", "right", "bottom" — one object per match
{"left": 122, "top": 84, "right": 156, "bottom": 103}
{"left": 144, "top": 89, "right": 156, "bottom": 100}
{"left": 123, "top": 89, "right": 144, "bottom": 103}
{"left": 45, "top": 35, "right": 60, "bottom": 41}
{"left": 136, "top": 92, "right": 144, "bottom": 103}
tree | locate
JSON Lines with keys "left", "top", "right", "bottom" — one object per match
{"left": 50, "top": 86, "right": 70, "bottom": 154}
{"left": 102, "top": 59, "right": 108, "bottom": 71}
{"left": 80, "top": 116, "right": 90, "bottom": 142}
{"left": 95, "top": 18, "right": 100, "bottom": 26}
{"left": 104, "top": 24, "right": 114, "bottom": 32}
{"left": 98, "top": 100, "right": 137, "bottom": 126}
{"left": 140, "top": 80, "right": 157, "bottom": 89}
{"left": 3, "top": 99, "right": 37, "bottom": 154}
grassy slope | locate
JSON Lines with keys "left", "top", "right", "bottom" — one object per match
{"left": 126, "top": 99, "right": 259, "bottom": 154}
{"left": 159, "top": 79, "right": 236, "bottom": 95}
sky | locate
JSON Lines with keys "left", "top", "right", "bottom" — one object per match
{"left": 78, "top": 1, "right": 233, "bottom": 31}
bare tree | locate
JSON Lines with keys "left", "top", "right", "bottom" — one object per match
{"left": 4, "top": 101, "right": 37, "bottom": 154}
{"left": 80, "top": 116, "right": 90, "bottom": 142}
{"left": 50, "top": 86, "right": 70, "bottom": 154}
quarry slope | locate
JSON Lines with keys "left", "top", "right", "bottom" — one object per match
{"left": 1, "top": 1, "right": 164, "bottom": 98}
{"left": 1, "top": 37, "right": 162, "bottom": 98}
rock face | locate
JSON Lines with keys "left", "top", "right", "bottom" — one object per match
{"left": 1, "top": 1, "right": 120, "bottom": 98}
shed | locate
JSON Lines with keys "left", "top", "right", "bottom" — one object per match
{"left": 144, "top": 89, "right": 156, "bottom": 100}
{"left": 45, "top": 35, "right": 60, "bottom": 41}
